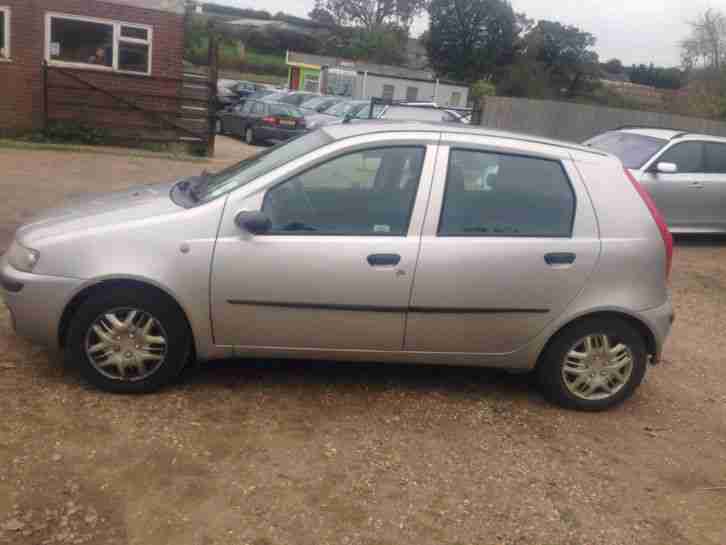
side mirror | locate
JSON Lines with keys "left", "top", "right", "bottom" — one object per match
{"left": 235, "top": 210, "right": 271, "bottom": 235}
{"left": 655, "top": 162, "right": 678, "bottom": 174}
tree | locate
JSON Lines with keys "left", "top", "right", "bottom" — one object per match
{"left": 681, "top": 8, "right": 726, "bottom": 71}
{"left": 310, "top": 0, "right": 428, "bottom": 33}
{"left": 523, "top": 20, "right": 599, "bottom": 97}
{"left": 425, "top": 0, "right": 517, "bottom": 82}
{"left": 603, "top": 58, "right": 624, "bottom": 75}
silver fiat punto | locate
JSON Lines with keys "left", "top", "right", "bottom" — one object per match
{"left": 1, "top": 122, "right": 674, "bottom": 410}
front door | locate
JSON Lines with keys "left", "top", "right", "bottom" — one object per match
{"left": 405, "top": 141, "right": 600, "bottom": 355}
{"left": 702, "top": 142, "right": 726, "bottom": 230}
{"left": 211, "top": 142, "right": 437, "bottom": 350}
{"left": 639, "top": 141, "right": 706, "bottom": 229}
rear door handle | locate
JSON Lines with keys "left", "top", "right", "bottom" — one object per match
{"left": 689, "top": 182, "right": 705, "bottom": 189}
{"left": 545, "top": 252, "right": 576, "bottom": 266}
{"left": 367, "top": 254, "right": 401, "bottom": 267}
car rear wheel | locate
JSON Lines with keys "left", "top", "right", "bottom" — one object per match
{"left": 537, "top": 318, "right": 647, "bottom": 411}
{"left": 244, "top": 127, "right": 256, "bottom": 145}
{"left": 216, "top": 119, "right": 224, "bottom": 135}
{"left": 65, "top": 287, "right": 192, "bottom": 394}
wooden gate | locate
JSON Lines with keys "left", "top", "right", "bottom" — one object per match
{"left": 42, "top": 62, "right": 217, "bottom": 155}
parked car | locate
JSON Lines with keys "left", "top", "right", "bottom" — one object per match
{"left": 585, "top": 127, "right": 726, "bottom": 233}
{"left": 2, "top": 122, "right": 674, "bottom": 410}
{"left": 232, "top": 80, "right": 259, "bottom": 100}
{"left": 372, "top": 105, "right": 464, "bottom": 123}
{"left": 304, "top": 100, "right": 381, "bottom": 130}
{"left": 215, "top": 78, "right": 240, "bottom": 110}
{"left": 217, "top": 99, "right": 307, "bottom": 145}
{"left": 299, "top": 96, "right": 346, "bottom": 113}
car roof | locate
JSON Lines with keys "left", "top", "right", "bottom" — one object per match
{"left": 322, "top": 120, "right": 608, "bottom": 158}
{"left": 618, "top": 127, "right": 726, "bottom": 143}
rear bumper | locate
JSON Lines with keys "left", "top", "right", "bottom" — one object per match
{"left": 256, "top": 126, "right": 307, "bottom": 141}
{"left": 1, "top": 256, "right": 83, "bottom": 350}
{"left": 638, "top": 298, "right": 675, "bottom": 363}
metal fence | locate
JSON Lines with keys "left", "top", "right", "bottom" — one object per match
{"left": 476, "top": 96, "right": 726, "bottom": 142}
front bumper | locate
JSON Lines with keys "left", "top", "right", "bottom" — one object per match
{"left": 1, "top": 256, "right": 84, "bottom": 350}
{"left": 638, "top": 298, "right": 675, "bottom": 363}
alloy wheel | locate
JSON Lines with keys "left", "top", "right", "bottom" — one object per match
{"left": 84, "top": 308, "right": 168, "bottom": 382}
{"left": 561, "top": 334, "right": 634, "bottom": 401}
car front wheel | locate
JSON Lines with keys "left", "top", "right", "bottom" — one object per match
{"left": 537, "top": 318, "right": 648, "bottom": 411}
{"left": 65, "top": 287, "right": 192, "bottom": 393}
{"left": 244, "top": 127, "right": 256, "bottom": 145}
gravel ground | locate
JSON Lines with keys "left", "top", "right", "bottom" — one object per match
{"left": 1, "top": 142, "right": 726, "bottom": 545}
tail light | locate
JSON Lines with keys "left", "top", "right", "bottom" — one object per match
{"left": 624, "top": 168, "right": 673, "bottom": 281}
{"left": 262, "top": 116, "right": 277, "bottom": 125}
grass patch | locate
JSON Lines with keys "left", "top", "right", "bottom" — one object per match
{"left": 0, "top": 139, "right": 208, "bottom": 163}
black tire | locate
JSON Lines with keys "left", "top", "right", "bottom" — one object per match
{"left": 216, "top": 119, "right": 224, "bottom": 135}
{"left": 64, "top": 286, "right": 192, "bottom": 394}
{"left": 537, "top": 318, "right": 648, "bottom": 411}
{"left": 244, "top": 126, "right": 256, "bottom": 145}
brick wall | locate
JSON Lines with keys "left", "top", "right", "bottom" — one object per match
{"left": 0, "top": 0, "right": 185, "bottom": 137}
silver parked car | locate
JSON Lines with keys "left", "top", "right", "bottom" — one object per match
{"left": 1, "top": 123, "right": 674, "bottom": 410}
{"left": 585, "top": 127, "right": 726, "bottom": 233}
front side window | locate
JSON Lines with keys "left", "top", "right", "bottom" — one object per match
{"left": 657, "top": 142, "right": 705, "bottom": 173}
{"left": 0, "top": 7, "right": 10, "bottom": 59}
{"left": 439, "top": 149, "right": 575, "bottom": 237}
{"left": 704, "top": 143, "right": 726, "bottom": 174}
{"left": 47, "top": 14, "right": 151, "bottom": 75}
{"left": 262, "top": 147, "right": 426, "bottom": 235}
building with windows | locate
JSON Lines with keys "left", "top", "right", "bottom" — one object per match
{"left": 0, "top": 0, "right": 186, "bottom": 136}
{"left": 285, "top": 51, "right": 469, "bottom": 108}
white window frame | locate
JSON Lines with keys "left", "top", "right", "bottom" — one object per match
{"left": 45, "top": 12, "right": 153, "bottom": 76}
{"left": 0, "top": 6, "right": 10, "bottom": 61}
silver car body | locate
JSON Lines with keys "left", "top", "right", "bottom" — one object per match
{"left": 2, "top": 122, "right": 673, "bottom": 372}
{"left": 586, "top": 127, "right": 726, "bottom": 233}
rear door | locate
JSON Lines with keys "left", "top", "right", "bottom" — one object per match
{"left": 405, "top": 135, "right": 600, "bottom": 355}
{"left": 639, "top": 141, "right": 707, "bottom": 229}
{"left": 703, "top": 142, "right": 726, "bottom": 230}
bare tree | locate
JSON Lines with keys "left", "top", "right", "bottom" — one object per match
{"left": 310, "top": 0, "right": 428, "bottom": 33}
{"left": 681, "top": 8, "right": 726, "bottom": 71}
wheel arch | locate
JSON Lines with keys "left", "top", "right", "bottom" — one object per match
{"left": 58, "top": 277, "right": 196, "bottom": 352}
{"left": 535, "top": 310, "right": 657, "bottom": 369}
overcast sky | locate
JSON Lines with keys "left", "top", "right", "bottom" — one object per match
{"left": 215, "top": 0, "right": 718, "bottom": 67}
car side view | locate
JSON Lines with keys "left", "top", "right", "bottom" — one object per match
{"left": 585, "top": 127, "right": 726, "bottom": 233}
{"left": 217, "top": 99, "right": 307, "bottom": 145}
{"left": 1, "top": 122, "right": 674, "bottom": 410}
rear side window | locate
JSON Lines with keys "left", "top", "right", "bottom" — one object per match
{"left": 705, "top": 143, "right": 726, "bottom": 173}
{"left": 657, "top": 142, "right": 705, "bottom": 173}
{"left": 439, "top": 150, "right": 575, "bottom": 237}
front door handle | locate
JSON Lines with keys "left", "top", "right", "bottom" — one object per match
{"left": 545, "top": 252, "right": 576, "bottom": 266}
{"left": 367, "top": 254, "right": 401, "bottom": 267}
{"left": 689, "top": 182, "right": 705, "bottom": 189}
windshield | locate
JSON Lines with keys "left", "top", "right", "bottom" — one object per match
{"left": 585, "top": 132, "right": 667, "bottom": 169}
{"left": 263, "top": 92, "right": 289, "bottom": 102}
{"left": 325, "top": 101, "right": 363, "bottom": 118}
{"left": 194, "top": 130, "right": 333, "bottom": 203}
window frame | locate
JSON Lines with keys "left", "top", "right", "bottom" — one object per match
{"left": 0, "top": 6, "right": 10, "bottom": 61}
{"left": 260, "top": 145, "right": 428, "bottom": 237}
{"left": 45, "top": 12, "right": 153, "bottom": 76}
{"left": 437, "top": 147, "right": 577, "bottom": 239}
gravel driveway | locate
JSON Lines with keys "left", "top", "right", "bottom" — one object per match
{"left": 1, "top": 142, "right": 726, "bottom": 545}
